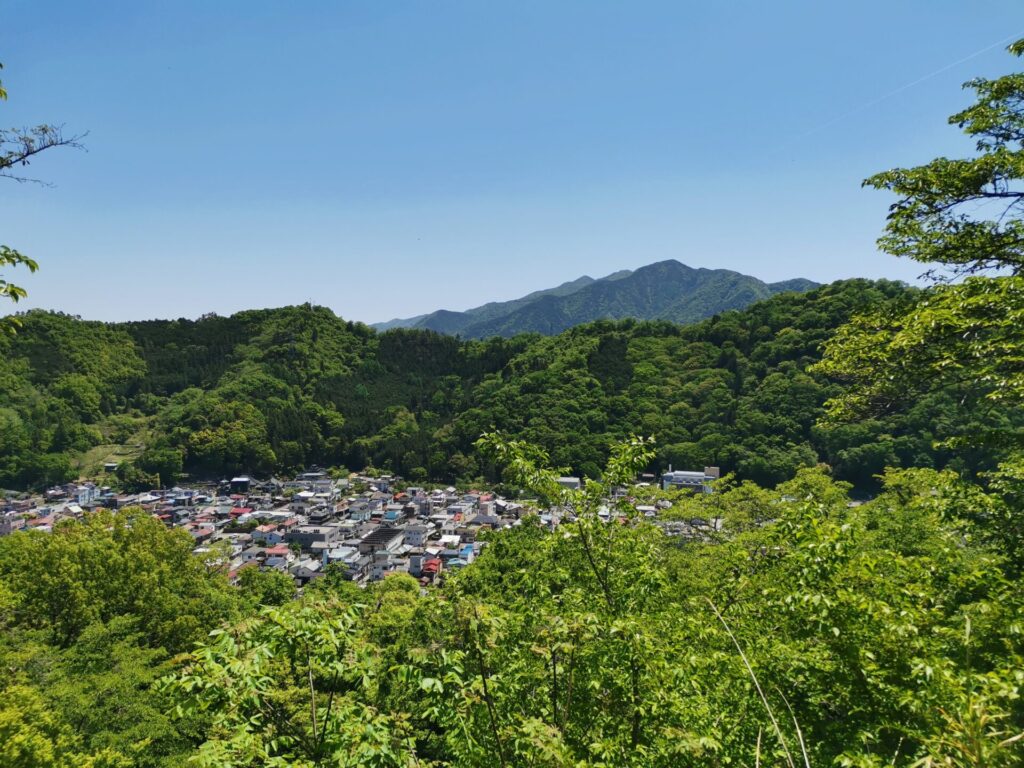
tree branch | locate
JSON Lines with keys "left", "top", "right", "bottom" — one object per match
{"left": 0, "top": 125, "right": 87, "bottom": 184}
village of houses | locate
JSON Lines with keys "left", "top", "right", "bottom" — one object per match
{"left": 0, "top": 467, "right": 721, "bottom": 589}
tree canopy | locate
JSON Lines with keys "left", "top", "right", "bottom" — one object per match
{"left": 818, "top": 39, "right": 1024, "bottom": 422}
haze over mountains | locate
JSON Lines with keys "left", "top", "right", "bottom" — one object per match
{"left": 374, "top": 260, "right": 819, "bottom": 338}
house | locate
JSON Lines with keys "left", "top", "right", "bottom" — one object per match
{"left": 264, "top": 543, "right": 291, "bottom": 560}
{"left": 369, "top": 550, "right": 394, "bottom": 581}
{"left": 186, "top": 523, "right": 216, "bottom": 543}
{"left": 403, "top": 524, "right": 430, "bottom": 548}
{"left": 323, "top": 544, "right": 359, "bottom": 566}
{"left": 289, "top": 491, "right": 317, "bottom": 513}
{"left": 438, "top": 534, "right": 461, "bottom": 550}
{"left": 367, "top": 475, "right": 393, "bottom": 492}
{"left": 240, "top": 545, "right": 267, "bottom": 564}
{"left": 348, "top": 502, "right": 372, "bottom": 522}
{"left": 0, "top": 512, "right": 26, "bottom": 536}
{"left": 226, "top": 532, "right": 252, "bottom": 554}
{"left": 383, "top": 503, "right": 407, "bottom": 522}
{"left": 447, "top": 503, "right": 471, "bottom": 520}
{"left": 467, "top": 513, "right": 501, "bottom": 530}
{"left": 27, "top": 514, "right": 57, "bottom": 531}
{"left": 358, "top": 526, "right": 404, "bottom": 555}
{"left": 252, "top": 524, "right": 285, "bottom": 546}
{"left": 408, "top": 552, "right": 425, "bottom": 577}
{"left": 297, "top": 472, "right": 333, "bottom": 493}
{"left": 74, "top": 483, "right": 99, "bottom": 506}
{"left": 171, "top": 507, "right": 193, "bottom": 525}
{"left": 661, "top": 466, "right": 720, "bottom": 494}
{"left": 556, "top": 477, "right": 582, "bottom": 491}
{"left": 263, "top": 555, "right": 290, "bottom": 571}
{"left": 322, "top": 545, "right": 369, "bottom": 581}
{"left": 419, "top": 557, "right": 443, "bottom": 584}
{"left": 291, "top": 558, "right": 322, "bottom": 585}
{"left": 307, "top": 506, "right": 335, "bottom": 525}
{"left": 286, "top": 525, "right": 341, "bottom": 551}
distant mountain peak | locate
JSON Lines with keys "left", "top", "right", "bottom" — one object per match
{"left": 372, "top": 261, "right": 819, "bottom": 338}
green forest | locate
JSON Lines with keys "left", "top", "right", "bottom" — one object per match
{"left": 1, "top": 276, "right": 1019, "bottom": 493}
{"left": 2, "top": 27, "right": 1024, "bottom": 768}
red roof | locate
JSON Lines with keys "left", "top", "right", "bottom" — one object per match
{"left": 230, "top": 507, "right": 253, "bottom": 517}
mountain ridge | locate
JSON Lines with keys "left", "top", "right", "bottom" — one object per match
{"left": 373, "top": 260, "right": 819, "bottom": 338}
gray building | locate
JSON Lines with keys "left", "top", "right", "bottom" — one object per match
{"left": 286, "top": 524, "right": 341, "bottom": 550}
{"left": 358, "top": 526, "right": 405, "bottom": 555}
{"left": 661, "top": 466, "right": 720, "bottom": 494}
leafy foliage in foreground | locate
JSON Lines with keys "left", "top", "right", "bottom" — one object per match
{"left": 1, "top": 440, "right": 1020, "bottom": 766}
{"left": 158, "top": 442, "right": 1023, "bottom": 767}
{"left": 0, "top": 509, "right": 242, "bottom": 767}
{"left": 819, "top": 40, "right": 1024, "bottom": 423}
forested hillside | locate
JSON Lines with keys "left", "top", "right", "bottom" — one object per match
{"left": 1, "top": 278, "right": 1019, "bottom": 492}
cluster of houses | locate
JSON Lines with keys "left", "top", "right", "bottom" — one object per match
{"left": 0, "top": 465, "right": 722, "bottom": 590}
{"left": 0, "top": 471, "right": 534, "bottom": 588}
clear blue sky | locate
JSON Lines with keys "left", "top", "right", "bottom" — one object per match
{"left": 3, "top": 1, "right": 1023, "bottom": 323}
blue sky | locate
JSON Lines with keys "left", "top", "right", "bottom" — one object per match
{"left": 3, "top": 1, "right": 1023, "bottom": 323}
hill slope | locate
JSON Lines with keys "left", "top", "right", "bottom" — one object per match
{"left": 374, "top": 274, "right": 599, "bottom": 335}
{"left": 5, "top": 279, "right": 1019, "bottom": 493}
{"left": 373, "top": 260, "right": 818, "bottom": 338}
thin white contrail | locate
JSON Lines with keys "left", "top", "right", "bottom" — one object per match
{"left": 799, "top": 30, "right": 1024, "bottom": 139}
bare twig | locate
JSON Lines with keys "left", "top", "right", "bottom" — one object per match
{"left": 775, "top": 685, "right": 812, "bottom": 768}
{"left": 706, "top": 598, "right": 797, "bottom": 768}
{"left": 470, "top": 604, "right": 507, "bottom": 768}
{"left": 307, "top": 648, "right": 318, "bottom": 743}
{"left": 0, "top": 126, "right": 87, "bottom": 184}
